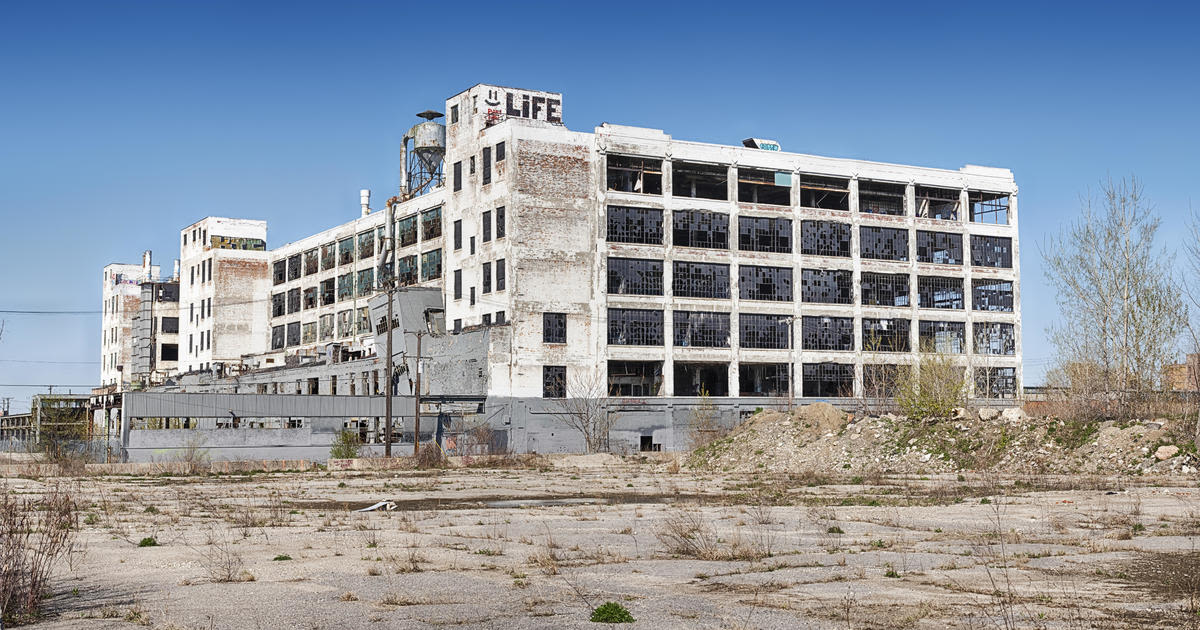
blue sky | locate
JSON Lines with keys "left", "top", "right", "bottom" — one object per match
{"left": 2, "top": 1, "right": 1198, "bottom": 412}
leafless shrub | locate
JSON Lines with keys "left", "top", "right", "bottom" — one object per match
{"left": 686, "top": 385, "right": 726, "bottom": 451}
{"left": 0, "top": 484, "right": 78, "bottom": 625}
{"left": 655, "top": 510, "right": 721, "bottom": 559}
{"left": 195, "top": 536, "right": 250, "bottom": 583}
{"left": 414, "top": 443, "right": 446, "bottom": 469}
{"left": 175, "top": 436, "right": 210, "bottom": 475}
{"left": 549, "top": 371, "right": 621, "bottom": 453}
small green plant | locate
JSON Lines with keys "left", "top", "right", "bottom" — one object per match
{"left": 337, "top": 481, "right": 347, "bottom": 488}
{"left": 1132, "top": 523, "right": 1146, "bottom": 533}
{"left": 143, "top": 506, "right": 159, "bottom": 514}
{"left": 826, "top": 526, "right": 844, "bottom": 534}
{"left": 272, "top": 554, "right": 292, "bottom": 561}
{"left": 956, "top": 474, "right": 966, "bottom": 482}
{"left": 590, "top": 601, "right": 635, "bottom": 623}
{"left": 329, "top": 430, "right": 362, "bottom": 460}
{"left": 980, "top": 498, "right": 991, "bottom": 505}
{"left": 851, "top": 475, "right": 864, "bottom": 484}
{"left": 137, "top": 537, "right": 158, "bottom": 547}
{"left": 884, "top": 566, "right": 900, "bottom": 578}
{"left": 84, "top": 513, "right": 99, "bottom": 525}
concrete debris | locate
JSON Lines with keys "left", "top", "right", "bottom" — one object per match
{"left": 354, "top": 501, "right": 397, "bottom": 512}
{"left": 1155, "top": 445, "right": 1180, "bottom": 461}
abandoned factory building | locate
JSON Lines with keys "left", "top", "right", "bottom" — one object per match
{"left": 97, "top": 83, "right": 1021, "bottom": 457}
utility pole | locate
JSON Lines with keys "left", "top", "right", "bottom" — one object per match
{"left": 383, "top": 201, "right": 396, "bottom": 457}
{"left": 787, "top": 315, "right": 796, "bottom": 411}
{"left": 412, "top": 330, "right": 423, "bottom": 455}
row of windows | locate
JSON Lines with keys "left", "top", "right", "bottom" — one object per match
{"left": 452, "top": 259, "right": 506, "bottom": 302}
{"left": 270, "top": 251, "right": 443, "bottom": 318}
{"left": 608, "top": 208, "right": 1012, "bottom": 267}
{"left": 452, "top": 141, "right": 506, "bottom": 192}
{"left": 543, "top": 361, "right": 1017, "bottom": 398}
{"left": 452, "top": 206, "right": 506, "bottom": 251}
{"left": 270, "top": 307, "right": 371, "bottom": 349}
{"left": 271, "top": 209, "right": 442, "bottom": 286}
{"left": 606, "top": 155, "right": 1011, "bottom": 224}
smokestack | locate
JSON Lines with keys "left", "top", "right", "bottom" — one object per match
{"left": 360, "top": 189, "right": 371, "bottom": 217}
{"left": 173, "top": 259, "right": 180, "bottom": 281}
{"left": 142, "top": 250, "right": 152, "bottom": 280}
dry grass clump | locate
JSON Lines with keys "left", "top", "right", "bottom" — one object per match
{"left": 0, "top": 484, "right": 78, "bottom": 625}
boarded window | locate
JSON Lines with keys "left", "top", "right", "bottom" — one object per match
{"left": 737, "top": 168, "right": 791, "bottom": 205}
{"left": 608, "top": 360, "right": 662, "bottom": 396}
{"left": 972, "top": 279, "right": 1014, "bottom": 311}
{"left": 453, "top": 219, "right": 462, "bottom": 250}
{"left": 672, "top": 161, "right": 728, "bottom": 200}
{"left": 970, "top": 235, "right": 1012, "bottom": 268}
{"left": 607, "top": 308, "right": 664, "bottom": 346}
{"left": 673, "top": 210, "right": 729, "bottom": 249}
{"left": 674, "top": 362, "right": 729, "bottom": 396}
{"left": 543, "top": 312, "right": 566, "bottom": 344}
{"left": 608, "top": 258, "right": 664, "bottom": 296}
{"left": 608, "top": 206, "right": 664, "bottom": 245}
{"left": 916, "top": 185, "right": 960, "bottom": 220}
{"left": 607, "top": 155, "right": 662, "bottom": 194}
{"left": 495, "top": 141, "right": 505, "bottom": 162}
{"left": 799, "top": 175, "right": 849, "bottom": 210}
{"left": 969, "top": 191, "right": 1009, "bottom": 224}
{"left": 801, "top": 269, "right": 852, "bottom": 304}
{"left": 801, "top": 316, "right": 853, "bottom": 351}
{"left": 543, "top": 366, "right": 566, "bottom": 398}
{"left": 738, "top": 216, "right": 792, "bottom": 253}
{"left": 974, "top": 322, "right": 1016, "bottom": 355}
{"left": 860, "top": 226, "right": 909, "bottom": 261}
{"left": 975, "top": 367, "right": 1016, "bottom": 398}
{"left": 919, "top": 320, "right": 965, "bottom": 353}
{"left": 673, "top": 311, "right": 730, "bottom": 347}
{"left": 739, "top": 265, "right": 792, "bottom": 301}
{"left": 917, "top": 276, "right": 964, "bottom": 309}
{"left": 861, "top": 272, "right": 910, "bottom": 307}
{"left": 802, "top": 363, "right": 854, "bottom": 397}
{"left": 859, "top": 180, "right": 906, "bottom": 215}
{"left": 801, "top": 220, "right": 851, "bottom": 257}
{"left": 739, "top": 313, "right": 791, "bottom": 349}
{"left": 862, "top": 318, "right": 911, "bottom": 352}
{"left": 739, "top": 364, "right": 789, "bottom": 397}
{"left": 673, "top": 261, "right": 730, "bottom": 299}
{"left": 916, "top": 230, "right": 962, "bottom": 265}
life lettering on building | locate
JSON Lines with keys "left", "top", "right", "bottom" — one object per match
{"left": 491, "top": 91, "right": 562, "bottom": 123}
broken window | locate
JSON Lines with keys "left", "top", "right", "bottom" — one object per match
{"left": 482, "top": 261, "right": 492, "bottom": 293}
{"left": 801, "top": 269, "right": 852, "bottom": 304}
{"left": 919, "top": 320, "right": 965, "bottom": 354}
{"left": 338, "top": 237, "right": 354, "bottom": 265}
{"left": 320, "top": 242, "right": 335, "bottom": 270}
{"left": 357, "top": 307, "right": 370, "bottom": 334}
{"left": 739, "top": 314, "right": 791, "bottom": 349}
{"left": 543, "top": 312, "right": 566, "bottom": 344}
{"left": 969, "top": 191, "right": 1009, "bottom": 224}
{"left": 799, "top": 175, "right": 849, "bottom": 210}
{"left": 673, "top": 261, "right": 730, "bottom": 299}
{"left": 739, "top": 265, "right": 793, "bottom": 301}
{"left": 420, "top": 249, "right": 442, "bottom": 280}
{"left": 862, "top": 318, "right": 911, "bottom": 352}
{"left": 337, "top": 273, "right": 354, "bottom": 301}
{"left": 358, "top": 231, "right": 374, "bottom": 260}
{"left": 916, "top": 185, "right": 960, "bottom": 220}
{"left": 739, "top": 364, "right": 789, "bottom": 397}
{"left": 674, "top": 362, "right": 729, "bottom": 396}
{"left": 974, "top": 322, "right": 1016, "bottom": 355}
{"left": 738, "top": 216, "right": 792, "bottom": 253}
{"left": 397, "top": 255, "right": 417, "bottom": 286}
{"left": 975, "top": 367, "right": 1016, "bottom": 399}
{"left": 915, "top": 230, "right": 963, "bottom": 265}
{"left": 917, "top": 276, "right": 964, "bottom": 309}
{"left": 319, "top": 314, "right": 334, "bottom": 340}
{"left": 287, "top": 254, "right": 302, "bottom": 281}
{"left": 287, "top": 288, "right": 301, "bottom": 314}
{"left": 737, "top": 168, "right": 791, "bottom": 205}
{"left": 272, "top": 260, "right": 286, "bottom": 285}
{"left": 673, "top": 210, "right": 729, "bottom": 249}
{"left": 320, "top": 278, "right": 335, "bottom": 306}
{"left": 542, "top": 366, "right": 565, "bottom": 398}
{"left": 863, "top": 364, "right": 903, "bottom": 398}
{"left": 421, "top": 207, "right": 441, "bottom": 240}
{"left": 607, "top": 308, "right": 664, "bottom": 346}
{"left": 608, "top": 360, "right": 662, "bottom": 396}
{"left": 482, "top": 210, "right": 492, "bottom": 242}
{"left": 453, "top": 161, "right": 462, "bottom": 191}
{"left": 357, "top": 269, "right": 374, "bottom": 296}
{"left": 801, "top": 220, "right": 851, "bottom": 257}
{"left": 337, "top": 309, "right": 353, "bottom": 338}
{"left": 304, "top": 249, "right": 318, "bottom": 275}
{"left": 496, "top": 206, "right": 505, "bottom": 238}
{"left": 607, "top": 206, "right": 664, "bottom": 245}
{"left": 801, "top": 316, "right": 854, "bottom": 351}
{"left": 859, "top": 180, "right": 906, "bottom": 215}
{"left": 302, "top": 322, "right": 316, "bottom": 344}
{"left": 271, "top": 325, "right": 284, "bottom": 350}
{"left": 973, "top": 279, "right": 1014, "bottom": 312}
{"left": 860, "top": 226, "right": 909, "bottom": 261}
{"left": 673, "top": 311, "right": 730, "bottom": 347}
{"left": 271, "top": 292, "right": 285, "bottom": 318}
{"left": 608, "top": 258, "right": 664, "bottom": 296}
{"left": 672, "top": 161, "right": 728, "bottom": 200}
{"left": 607, "top": 155, "right": 662, "bottom": 194}
{"left": 302, "top": 287, "right": 316, "bottom": 310}
{"left": 397, "top": 215, "right": 418, "bottom": 248}
{"left": 970, "top": 235, "right": 1013, "bottom": 268}
{"left": 286, "top": 322, "right": 300, "bottom": 347}
{"left": 861, "top": 272, "right": 910, "bottom": 307}
{"left": 802, "top": 363, "right": 854, "bottom": 397}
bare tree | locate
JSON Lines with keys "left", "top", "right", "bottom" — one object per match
{"left": 549, "top": 371, "right": 621, "bottom": 453}
{"left": 1041, "top": 177, "right": 1183, "bottom": 418}
{"left": 1178, "top": 205, "right": 1200, "bottom": 453}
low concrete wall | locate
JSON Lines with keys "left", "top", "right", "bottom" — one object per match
{"left": 0, "top": 459, "right": 314, "bottom": 477}
{"left": 0, "top": 463, "right": 60, "bottom": 477}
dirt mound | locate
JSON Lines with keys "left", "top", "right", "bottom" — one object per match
{"left": 686, "top": 405, "right": 1200, "bottom": 476}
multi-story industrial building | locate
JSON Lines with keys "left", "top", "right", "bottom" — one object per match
{"left": 100, "top": 252, "right": 161, "bottom": 388}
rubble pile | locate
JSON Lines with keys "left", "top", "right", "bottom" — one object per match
{"left": 686, "top": 403, "right": 1199, "bottom": 476}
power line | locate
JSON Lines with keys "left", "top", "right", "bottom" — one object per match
{"left": 0, "top": 384, "right": 96, "bottom": 388}
{"left": 0, "top": 359, "right": 99, "bottom": 365}
{"left": 0, "top": 309, "right": 100, "bottom": 315}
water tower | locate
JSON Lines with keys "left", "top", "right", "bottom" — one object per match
{"left": 399, "top": 110, "right": 446, "bottom": 198}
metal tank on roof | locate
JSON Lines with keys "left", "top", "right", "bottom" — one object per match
{"left": 400, "top": 110, "right": 445, "bottom": 198}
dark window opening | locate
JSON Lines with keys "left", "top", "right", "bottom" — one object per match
{"left": 495, "top": 142, "right": 505, "bottom": 162}
{"left": 607, "top": 155, "right": 662, "bottom": 194}
{"left": 543, "top": 312, "right": 566, "bottom": 344}
{"left": 452, "top": 269, "right": 462, "bottom": 300}
{"left": 608, "top": 258, "right": 664, "bottom": 296}
{"left": 801, "top": 269, "right": 852, "bottom": 304}
{"left": 482, "top": 313, "right": 491, "bottom": 326}
{"left": 303, "top": 287, "right": 317, "bottom": 309}
{"left": 420, "top": 249, "right": 441, "bottom": 281}
{"left": 972, "top": 279, "right": 1014, "bottom": 312}
{"left": 482, "top": 210, "right": 492, "bottom": 242}
{"left": 421, "top": 207, "right": 442, "bottom": 240}
{"left": 801, "top": 220, "right": 851, "bottom": 257}
{"left": 482, "top": 147, "right": 491, "bottom": 185}
{"left": 975, "top": 367, "right": 1016, "bottom": 399}
{"left": 161, "top": 317, "right": 179, "bottom": 334}
{"left": 543, "top": 366, "right": 566, "bottom": 398}
{"left": 271, "top": 293, "right": 285, "bottom": 318}
{"left": 673, "top": 261, "right": 730, "bottom": 298}
{"left": 970, "top": 191, "right": 1009, "bottom": 224}
{"left": 397, "top": 255, "right": 418, "bottom": 286}
{"left": 916, "top": 185, "right": 960, "bottom": 220}
{"left": 320, "top": 279, "right": 335, "bottom": 306}
{"left": 803, "top": 363, "right": 854, "bottom": 397}
{"left": 863, "top": 364, "right": 903, "bottom": 398}
{"left": 453, "top": 219, "right": 462, "bottom": 250}
{"left": 801, "top": 316, "right": 853, "bottom": 351}
{"left": 482, "top": 262, "right": 492, "bottom": 293}
{"left": 608, "top": 360, "right": 662, "bottom": 396}
{"left": 737, "top": 168, "right": 791, "bottom": 205}
{"left": 469, "top": 286, "right": 475, "bottom": 306}
{"left": 799, "top": 175, "right": 849, "bottom": 210}
{"left": 496, "top": 259, "right": 505, "bottom": 290}
{"left": 338, "top": 237, "right": 354, "bottom": 265}
{"left": 453, "top": 161, "right": 462, "bottom": 191}
{"left": 160, "top": 344, "right": 178, "bottom": 362}
{"left": 739, "top": 265, "right": 792, "bottom": 301}
{"left": 494, "top": 311, "right": 505, "bottom": 324}
{"left": 674, "top": 362, "right": 728, "bottom": 396}
{"left": 672, "top": 161, "right": 728, "bottom": 200}
{"left": 287, "top": 288, "right": 301, "bottom": 314}
{"left": 272, "top": 260, "right": 286, "bottom": 285}
{"left": 337, "top": 273, "right": 355, "bottom": 301}
{"left": 320, "top": 242, "right": 336, "bottom": 270}
{"left": 358, "top": 231, "right": 374, "bottom": 260}
{"left": 397, "top": 215, "right": 418, "bottom": 247}
{"left": 862, "top": 318, "right": 911, "bottom": 352}
{"left": 673, "top": 311, "right": 730, "bottom": 347}
{"left": 974, "top": 322, "right": 1016, "bottom": 355}
{"left": 970, "top": 235, "right": 1012, "bottom": 268}
{"left": 919, "top": 320, "right": 965, "bottom": 354}
{"left": 739, "top": 363, "right": 789, "bottom": 397}
{"left": 738, "top": 216, "right": 792, "bottom": 253}
{"left": 496, "top": 206, "right": 505, "bottom": 238}
{"left": 270, "top": 325, "right": 284, "bottom": 350}
{"left": 287, "top": 254, "right": 302, "bottom": 281}
{"left": 607, "top": 206, "right": 664, "bottom": 245}
{"left": 860, "top": 226, "right": 909, "bottom": 261}
{"left": 607, "top": 308, "right": 664, "bottom": 346}
{"left": 739, "top": 313, "right": 791, "bottom": 349}
{"left": 861, "top": 272, "right": 910, "bottom": 307}
{"left": 286, "top": 322, "right": 300, "bottom": 347}
{"left": 673, "top": 210, "right": 729, "bottom": 249}
{"left": 859, "top": 180, "right": 906, "bottom": 215}
{"left": 918, "top": 276, "right": 964, "bottom": 309}
{"left": 916, "top": 230, "right": 963, "bottom": 265}
{"left": 304, "top": 249, "right": 318, "bottom": 275}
